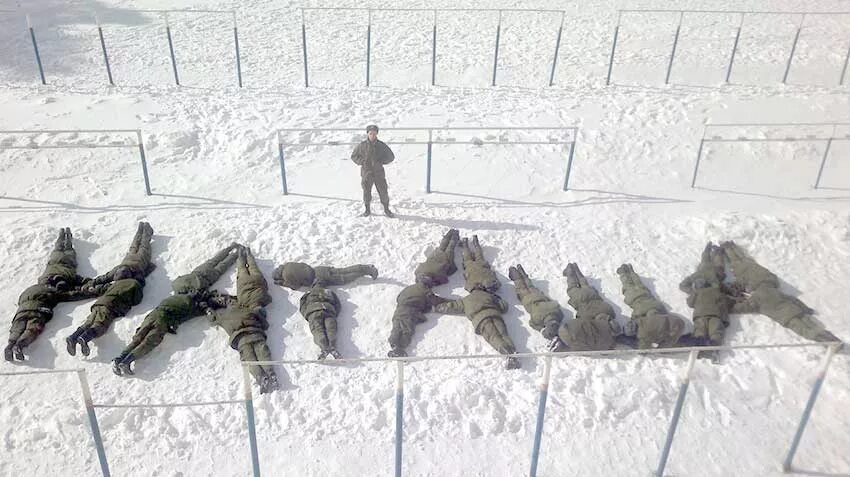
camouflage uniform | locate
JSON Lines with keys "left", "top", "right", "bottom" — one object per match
{"left": 508, "top": 264, "right": 563, "bottom": 340}
{"left": 679, "top": 242, "right": 727, "bottom": 292}
{"left": 617, "top": 264, "right": 685, "bottom": 349}
{"left": 351, "top": 132, "right": 395, "bottom": 216}
{"left": 299, "top": 284, "right": 343, "bottom": 359}
{"left": 273, "top": 262, "right": 378, "bottom": 290}
{"left": 387, "top": 283, "right": 448, "bottom": 357}
{"left": 460, "top": 235, "right": 500, "bottom": 293}
{"left": 555, "top": 263, "right": 620, "bottom": 351}
{"left": 171, "top": 243, "right": 240, "bottom": 294}
{"left": 413, "top": 229, "right": 460, "bottom": 287}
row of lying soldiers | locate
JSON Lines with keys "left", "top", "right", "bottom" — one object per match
{"left": 5, "top": 226, "right": 841, "bottom": 393}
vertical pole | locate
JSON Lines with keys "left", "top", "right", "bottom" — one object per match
{"left": 233, "top": 13, "right": 243, "bottom": 88}
{"left": 426, "top": 131, "right": 433, "bottom": 193}
{"left": 725, "top": 14, "right": 744, "bottom": 84}
{"left": 782, "top": 344, "right": 838, "bottom": 472}
{"left": 27, "top": 15, "right": 46, "bottom": 85}
{"left": 431, "top": 11, "right": 437, "bottom": 86}
{"left": 690, "top": 137, "right": 705, "bottom": 188}
{"left": 839, "top": 40, "right": 850, "bottom": 86}
{"left": 301, "top": 10, "right": 309, "bottom": 88}
{"left": 548, "top": 14, "right": 564, "bottom": 87}
{"left": 366, "top": 10, "right": 372, "bottom": 87}
{"left": 492, "top": 11, "right": 502, "bottom": 87}
{"left": 77, "top": 370, "right": 110, "bottom": 477}
{"left": 813, "top": 138, "right": 833, "bottom": 189}
{"left": 529, "top": 356, "right": 553, "bottom": 477}
{"left": 394, "top": 360, "right": 404, "bottom": 477}
{"left": 665, "top": 12, "right": 683, "bottom": 85}
{"left": 136, "top": 130, "right": 152, "bottom": 196}
{"left": 95, "top": 14, "right": 114, "bottom": 86}
{"left": 165, "top": 14, "right": 180, "bottom": 86}
{"left": 242, "top": 366, "right": 262, "bottom": 477}
{"left": 783, "top": 15, "right": 804, "bottom": 84}
{"left": 278, "top": 135, "right": 288, "bottom": 195}
{"left": 562, "top": 139, "right": 576, "bottom": 191}
{"left": 606, "top": 13, "right": 621, "bottom": 86}
{"left": 656, "top": 350, "right": 698, "bottom": 477}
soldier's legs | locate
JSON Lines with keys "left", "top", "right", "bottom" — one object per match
{"left": 563, "top": 263, "right": 581, "bottom": 290}
{"left": 471, "top": 235, "right": 485, "bottom": 261}
{"left": 540, "top": 314, "right": 561, "bottom": 340}
{"left": 784, "top": 315, "right": 840, "bottom": 342}
{"left": 438, "top": 229, "right": 456, "bottom": 251}
{"left": 308, "top": 316, "right": 331, "bottom": 352}
{"left": 325, "top": 316, "right": 338, "bottom": 350}
{"left": 245, "top": 249, "right": 262, "bottom": 276}
{"left": 325, "top": 265, "right": 376, "bottom": 285}
{"left": 374, "top": 174, "right": 390, "bottom": 209}
{"left": 126, "top": 324, "right": 168, "bottom": 360}
{"left": 460, "top": 238, "right": 475, "bottom": 267}
{"left": 5, "top": 319, "right": 28, "bottom": 360}
{"left": 706, "top": 317, "right": 725, "bottom": 345}
{"left": 388, "top": 317, "right": 415, "bottom": 354}
{"left": 13, "top": 317, "right": 48, "bottom": 354}
{"left": 692, "top": 316, "right": 708, "bottom": 340}
{"left": 361, "top": 175, "right": 375, "bottom": 209}
{"left": 238, "top": 342, "right": 265, "bottom": 383}
{"left": 478, "top": 318, "right": 516, "bottom": 355}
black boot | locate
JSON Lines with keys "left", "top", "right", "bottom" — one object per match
{"left": 12, "top": 345, "right": 24, "bottom": 361}
{"left": 361, "top": 205, "right": 371, "bottom": 217}
{"left": 387, "top": 347, "right": 407, "bottom": 358}
{"left": 383, "top": 206, "right": 394, "bottom": 218}
{"left": 66, "top": 329, "right": 84, "bottom": 356}
{"left": 329, "top": 348, "right": 342, "bottom": 359}
{"left": 77, "top": 329, "right": 97, "bottom": 357}
{"left": 504, "top": 356, "right": 521, "bottom": 370}
{"left": 3, "top": 343, "right": 13, "bottom": 362}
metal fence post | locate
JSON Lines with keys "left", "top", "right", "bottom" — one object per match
{"left": 426, "top": 131, "right": 433, "bottom": 193}
{"left": 529, "top": 356, "right": 553, "bottom": 477}
{"left": 242, "top": 366, "right": 262, "bottom": 477}
{"left": 665, "top": 12, "right": 683, "bottom": 85}
{"left": 783, "top": 15, "right": 804, "bottom": 84}
{"left": 95, "top": 14, "right": 114, "bottom": 86}
{"left": 27, "top": 15, "right": 46, "bottom": 85}
{"left": 606, "top": 13, "right": 621, "bottom": 86}
{"left": 233, "top": 13, "right": 242, "bottom": 88}
{"left": 277, "top": 135, "right": 288, "bottom": 195}
{"left": 725, "top": 14, "right": 744, "bottom": 84}
{"left": 656, "top": 350, "right": 698, "bottom": 477}
{"left": 301, "top": 10, "right": 309, "bottom": 88}
{"left": 782, "top": 344, "right": 838, "bottom": 473}
{"left": 690, "top": 137, "right": 706, "bottom": 188}
{"left": 548, "top": 14, "right": 564, "bottom": 87}
{"left": 136, "top": 130, "right": 152, "bottom": 196}
{"left": 562, "top": 139, "right": 576, "bottom": 191}
{"left": 76, "top": 370, "right": 110, "bottom": 477}
{"left": 395, "top": 360, "right": 405, "bottom": 477}
{"left": 431, "top": 11, "right": 437, "bottom": 86}
{"left": 366, "top": 10, "right": 372, "bottom": 87}
{"left": 492, "top": 11, "right": 502, "bottom": 87}
{"left": 165, "top": 14, "right": 180, "bottom": 86}
{"left": 840, "top": 40, "right": 850, "bottom": 86}
{"left": 813, "top": 138, "right": 833, "bottom": 189}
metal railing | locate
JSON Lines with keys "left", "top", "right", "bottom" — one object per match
{"left": 0, "top": 129, "right": 152, "bottom": 195}
{"left": 607, "top": 9, "right": 850, "bottom": 86}
{"left": 690, "top": 122, "right": 850, "bottom": 189}
{"left": 275, "top": 126, "right": 578, "bottom": 195}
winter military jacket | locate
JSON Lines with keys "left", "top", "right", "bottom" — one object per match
{"left": 558, "top": 316, "right": 616, "bottom": 351}
{"left": 519, "top": 288, "right": 564, "bottom": 330}
{"left": 633, "top": 311, "right": 685, "bottom": 349}
{"left": 734, "top": 285, "right": 813, "bottom": 324}
{"left": 414, "top": 251, "right": 457, "bottom": 286}
{"left": 463, "top": 261, "right": 500, "bottom": 293}
{"left": 727, "top": 259, "right": 780, "bottom": 291}
{"left": 141, "top": 294, "right": 206, "bottom": 330}
{"left": 299, "top": 285, "right": 341, "bottom": 320}
{"left": 273, "top": 262, "right": 315, "bottom": 289}
{"left": 210, "top": 305, "right": 270, "bottom": 349}
{"left": 434, "top": 290, "right": 508, "bottom": 333}
{"left": 392, "top": 283, "right": 445, "bottom": 323}
{"left": 237, "top": 273, "right": 271, "bottom": 308}
{"left": 567, "top": 287, "right": 615, "bottom": 321}
{"left": 14, "top": 283, "right": 99, "bottom": 320}
{"left": 93, "top": 257, "right": 154, "bottom": 285}
{"left": 42, "top": 249, "right": 78, "bottom": 283}
{"left": 91, "top": 278, "right": 144, "bottom": 316}
{"left": 679, "top": 246, "right": 725, "bottom": 292}
{"left": 351, "top": 139, "right": 395, "bottom": 176}
{"left": 686, "top": 286, "right": 733, "bottom": 323}
{"left": 623, "top": 285, "right": 666, "bottom": 318}
{"left": 171, "top": 265, "right": 224, "bottom": 294}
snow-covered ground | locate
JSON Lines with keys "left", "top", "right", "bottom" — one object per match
{"left": 1, "top": 0, "right": 849, "bottom": 476}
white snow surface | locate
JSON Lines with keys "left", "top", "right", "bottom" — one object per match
{"left": 1, "top": 0, "right": 850, "bottom": 476}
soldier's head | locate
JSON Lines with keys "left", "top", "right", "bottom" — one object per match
{"left": 366, "top": 124, "right": 379, "bottom": 142}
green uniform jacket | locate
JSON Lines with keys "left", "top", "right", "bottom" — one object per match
{"left": 687, "top": 286, "right": 733, "bottom": 323}
{"left": 393, "top": 283, "right": 444, "bottom": 323}
{"left": 414, "top": 251, "right": 457, "bottom": 286}
{"left": 299, "top": 286, "right": 341, "bottom": 320}
{"left": 623, "top": 286, "right": 666, "bottom": 318}
{"left": 273, "top": 262, "right": 315, "bottom": 289}
{"left": 237, "top": 274, "right": 271, "bottom": 308}
{"left": 558, "top": 317, "right": 615, "bottom": 351}
{"left": 463, "top": 262, "right": 500, "bottom": 292}
{"left": 729, "top": 259, "right": 780, "bottom": 290}
{"left": 736, "top": 284, "right": 813, "bottom": 324}
{"left": 43, "top": 249, "right": 78, "bottom": 282}
{"left": 172, "top": 266, "right": 221, "bottom": 293}
{"left": 567, "top": 287, "right": 615, "bottom": 321}
{"left": 210, "top": 306, "right": 269, "bottom": 349}
{"left": 140, "top": 294, "right": 205, "bottom": 330}
{"left": 14, "top": 284, "right": 98, "bottom": 321}
{"left": 634, "top": 311, "right": 685, "bottom": 349}
{"left": 434, "top": 290, "right": 508, "bottom": 333}
{"left": 91, "top": 278, "right": 144, "bottom": 316}
{"left": 351, "top": 139, "right": 395, "bottom": 177}
{"left": 519, "top": 288, "right": 564, "bottom": 330}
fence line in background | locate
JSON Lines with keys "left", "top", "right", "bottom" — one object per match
{"left": 275, "top": 126, "right": 578, "bottom": 195}
{"left": 0, "top": 129, "right": 151, "bottom": 195}
{"left": 690, "top": 122, "right": 850, "bottom": 189}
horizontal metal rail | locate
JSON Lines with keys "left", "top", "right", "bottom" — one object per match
{"left": 0, "top": 368, "right": 84, "bottom": 376}
{"left": 620, "top": 9, "right": 850, "bottom": 15}
{"left": 278, "top": 127, "right": 577, "bottom": 132}
{"left": 302, "top": 7, "right": 568, "bottom": 14}
{"left": 704, "top": 138, "right": 837, "bottom": 143}
{"left": 706, "top": 122, "right": 850, "bottom": 127}
{"left": 133, "top": 9, "right": 234, "bottom": 15}
{"left": 280, "top": 140, "right": 574, "bottom": 146}
{"left": 0, "top": 129, "right": 141, "bottom": 134}
{"left": 93, "top": 399, "right": 244, "bottom": 409}
{"left": 0, "top": 144, "right": 137, "bottom": 149}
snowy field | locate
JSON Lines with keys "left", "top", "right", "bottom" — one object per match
{"left": 1, "top": 0, "right": 850, "bottom": 476}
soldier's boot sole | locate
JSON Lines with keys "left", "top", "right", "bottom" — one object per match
{"left": 12, "top": 345, "right": 25, "bottom": 361}
{"left": 361, "top": 210, "right": 371, "bottom": 217}
{"left": 317, "top": 350, "right": 329, "bottom": 360}
{"left": 118, "top": 361, "right": 134, "bottom": 375}
{"left": 111, "top": 360, "right": 123, "bottom": 376}
{"left": 368, "top": 266, "right": 379, "bottom": 279}
{"left": 504, "top": 356, "right": 521, "bottom": 370}
{"left": 3, "top": 345, "right": 13, "bottom": 362}
{"left": 387, "top": 348, "right": 407, "bottom": 358}
{"left": 65, "top": 336, "right": 78, "bottom": 356}
{"left": 329, "top": 349, "right": 342, "bottom": 359}
{"left": 78, "top": 338, "right": 91, "bottom": 357}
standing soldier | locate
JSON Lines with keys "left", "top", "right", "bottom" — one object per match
{"left": 551, "top": 263, "right": 622, "bottom": 352}
{"left": 721, "top": 241, "right": 840, "bottom": 343}
{"left": 434, "top": 288, "right": 520, "bottom": 369}
{"left": 66, "top": 222, "right": 156, "bottom": 357}
{"left": 299, "top": 282, "right": 343, "bottom": 360}
{"left": 273, "top": 262, "right": 378, "bottom": 290}
{"left": 460, "top": 235, "right": 500, "bottom": 293}
{"left": 414, "top": 228, "right": 460, "bottom": 287}
{"left": 6, "top": 228, "right": 101, "bottom": 361}
{"left": 351, "top": 124, "right": 395, "bottom": 217}
{"left": 208, "top": 248, "right": 280, "bottom": 393}
{"left": 508, "top": 264, "right": 564, "bottom": 341}
{"left": 387, "top": 281, "right": 449, "bottom": 357}
{"left": 616, "top": 263, "right": 686, "bottom": 349}
{"left": 171, "top": 243, "right": 241, "bottom": 294}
